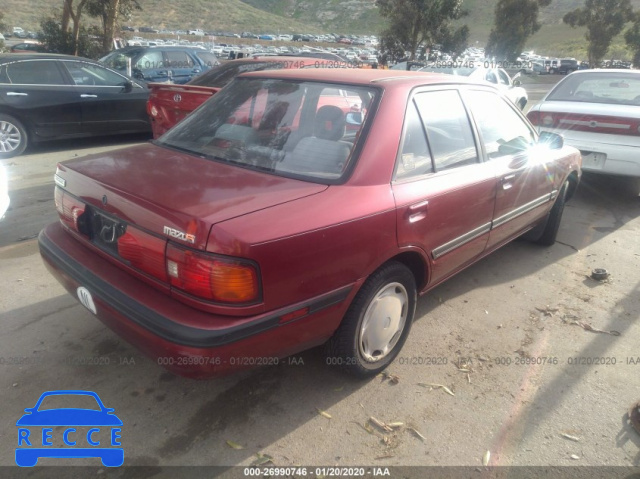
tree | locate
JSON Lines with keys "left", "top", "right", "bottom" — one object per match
{"left": 624, "top": 14, "right": 640, "bottom": 67}
{"left": 563, "top": 0, "right": 633, "bottom": 67}
{"left": 376, "top": 0, "right": 468, "bottom": 62}
{"left": 39, "top": 16, "right": 103, "bottom": 58}
{"left": 0, "top": 10, "right": 6, "bottom": 52}
{"left": 486, "top": 0, "right": 552, "bottom": 62}
{"left": 86, "top": 0, "right": 141, "bottom": 53}
{"left": 64, "top": 0, "right": 90, "bottom": 56}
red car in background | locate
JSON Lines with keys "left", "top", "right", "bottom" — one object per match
{"left": 147, "top": 56, "right": 359, "bottom": 138}
{"left": 39, "top": 69, "right": 581, "bottom": 379}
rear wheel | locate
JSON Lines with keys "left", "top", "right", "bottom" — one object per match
{"left": 324, "top": 262, "right": 416, "bottom": 377}
{"left": 0, "top": 114, "right": 28, "bottom": 158}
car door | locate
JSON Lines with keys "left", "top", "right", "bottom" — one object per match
{"left": 133, "top": 49, "right": 169, "bottom": 82}
{"left": 462, "top": 88, "right": 553, "bottom": 249}
{"left": 60, "top": 60, "right": 149, "bottom": 135}
{"left": 392, "top": 88, "right": 496, "bottom": 287}
{"left": 164, "top": 50, "right": 199, "bottom": 84}
{"left": 1, "top": 59, "right": 81, "bottom": 137}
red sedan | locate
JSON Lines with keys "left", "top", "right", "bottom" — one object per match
{"left": 39, "top": 69, "right": 581, "bottom": 378}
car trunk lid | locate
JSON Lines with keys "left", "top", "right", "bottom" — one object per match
{"left": 57, "top": 143, "right": 327, "bottom": 250}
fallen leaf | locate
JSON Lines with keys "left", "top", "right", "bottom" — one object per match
{"left": 333, "top": 386, "right": 344, "bottom": 391}
{"left": 560, "top": 433, "right": 580, "bottom": 442}
{"left": 316, "top": 408, "right": 332, "bottom": 419}
{"left": 483, "top": 450, "right": 490, "bottom": 466}
{"left": 370, "top": 416, "right": 392, "bottom": 432}
{"left": 226, "top": 440, "right": 244, "bottom": 450}
{"left": 252, "top": 453, "right": 273, "bottom": 466}
{"left": 570, "top": 454, "right": 580, "bottom": 460}
{"left": 375, "top": 454, "right": 395, "bottom": 460}
{"left": 417, "top": 382, "right": 455, "bottom": 396}
{"left": 387, "top": 422, "right": 404, "bottom": 429}
{"left": 407, "top": 427, "right": 426, "bottom": 441}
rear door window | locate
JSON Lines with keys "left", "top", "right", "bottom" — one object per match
{"left": 3, "top": 60, "right": 66, "bottom": 85}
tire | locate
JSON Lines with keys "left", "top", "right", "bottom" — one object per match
{"left": 0, "top": 114, "right": 28, "bottom": 158}
{"left": 535, "top": 180, "right": 569, "bottom": 246}
{"left": 324, "top": 262, "right": 416, "bottom": 377}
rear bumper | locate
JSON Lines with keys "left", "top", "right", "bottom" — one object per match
{"left": 38, "top": 222, "right": 352, "bottom": 378}
{"left": 540, "top": 128, "right": 640, "bottom": 177}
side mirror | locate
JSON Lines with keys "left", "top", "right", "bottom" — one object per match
{"left": 122, "top": 81, "right": 133, "bottom": 93}
{"left": 538, "top": 131, "right": 563, "bottom": 150}
{"left": 513, "top": 79, "right": 522, "bottom": 86}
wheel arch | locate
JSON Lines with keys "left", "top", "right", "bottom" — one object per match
{"left": 566, "top": 171, "right": 580, "bottom": 201}
{"left": 380, "top": 250, "right": 429, "bottom": 293}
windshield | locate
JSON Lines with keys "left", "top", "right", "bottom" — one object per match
{"left": 546, "top": 72, "right": 640, "bottom": 105}
{"left": 158, "top": 78, "right": 378, "bottom": 182}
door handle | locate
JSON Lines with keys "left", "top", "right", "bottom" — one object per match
{"left": 406, "top": 200, "right": 429, "bottom": 223}
{"left": 502, "top": 174, "right": 515, "bottom": 190}
{"left": 7, "top": 92, "right": 28, "bottom": 96}
{"left": 80, "top": 94, "right": 98, "bottom": 98}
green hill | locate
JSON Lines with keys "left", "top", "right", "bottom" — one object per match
{"left": 2, "top": 0, "right": 638, "bottom": 60}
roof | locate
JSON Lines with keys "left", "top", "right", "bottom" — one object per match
{"left": 237, "top": 67, "right": 483, "bottom": 89}
{"left": 0, "top": 53, "right": 98, "bottom": 62}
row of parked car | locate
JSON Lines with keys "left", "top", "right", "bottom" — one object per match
{"left": 1, "top": 46, "right": 639, "bottom": 190}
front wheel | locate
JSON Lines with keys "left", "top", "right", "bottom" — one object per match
{"left": 324, "top": 262, "right": 416, "bottom": 377}
{"left": 535, "top": 180, "right": 569, "bottom": 246}
{"left": 0, "top": 114, "right": 28, "bottom": 158}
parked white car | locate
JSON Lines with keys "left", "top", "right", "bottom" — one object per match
{"left": 527, "top": 69, "right": 640, "bottom": 194}
{"left": 419, "top": 65, "right": 528, "bottom": 110}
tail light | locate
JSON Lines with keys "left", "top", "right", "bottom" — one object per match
{"left": 118, "top": 228, "right": 167, "bottom": 281}
{"left": 527, "top": 111, "right": 540, "bottom": 126}
{"left": 166, "top": 244, "right": 260, "bottom": 304}
{"left": 54, "top": 185, "right": 260, "bottom": 306}
{"left": 55, "top": 186, "right": 86, "bottom": 234}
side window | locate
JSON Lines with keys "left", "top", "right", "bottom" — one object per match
{"left": 4, "top": 61, "right": 66, "bottom": 85}
{"left": 63, "top": 62, "right": 126, "bottom": 86}
{"left": 414, "top": 90, "right": 479, "bottom": 172}
{"left": 164, "top": 51, "right": 194, "bottom": 69}
{"left": 485, "top": 70, "right": 498, "bottom": 84}
{"left": 135, "top": 51, "right": 163, "bottom": 70}
{"left": 395, "top": 101, "right": 432, "bottom": 180}
{"left": 465, "top": 90, "right": 535, "bottom": 159}
{"left": 195, "top": 51, "right": 219, "bottom": 68}
{"left": 497, "top": 70, "right": 510, "bottom": 86}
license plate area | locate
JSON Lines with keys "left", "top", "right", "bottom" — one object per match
{"left": 580, "top": 151, "right": 606, "bottom": 170}
{"left": 88, "top": 210, "right": 127, "bottom": 255}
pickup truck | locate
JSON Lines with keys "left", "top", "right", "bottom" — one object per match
{"left": 147, "top": 56, "right": 352, "bottom": 138}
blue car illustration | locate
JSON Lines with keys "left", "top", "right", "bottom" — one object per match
{"left": 16, "top": 390, "right": 123, "bottom": 467}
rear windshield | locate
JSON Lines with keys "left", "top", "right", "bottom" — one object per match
{"left": 546, "top": 72, "right": 640, "bottom": 105}
{"left": 158, "top": 77, "right": 378, "bottom": 183}
{"left": 188, "top": 61, "right": 284, "bottom": 87}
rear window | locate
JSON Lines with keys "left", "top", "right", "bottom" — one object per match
{"left": 158, "top": 77, "right": 378, "bottom": 183}
{"left": 546, "top": 72, "right": 640, "bottom": 105}
{"left": 188, "top": 61, "right": 285, "bottom": 87}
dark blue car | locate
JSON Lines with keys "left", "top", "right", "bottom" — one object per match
{"left": 100, "top": 46, "right": 219, "bottom": 84}
{"left": 16, "top": 390, "right": 123, "bottom": 467}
